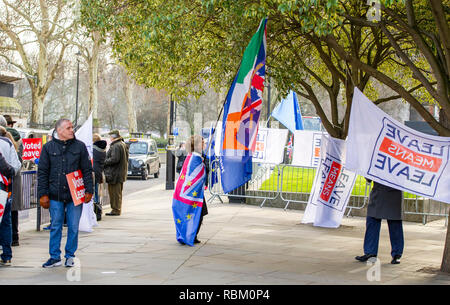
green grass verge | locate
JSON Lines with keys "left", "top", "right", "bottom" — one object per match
{"left": 259, "top": 166, "right": 416, "bottom": 198}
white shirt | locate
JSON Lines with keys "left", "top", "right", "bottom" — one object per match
{"left": 0, "top": 136, "right": 21, "bottom": 175}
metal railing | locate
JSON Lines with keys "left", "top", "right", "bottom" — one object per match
{"left": 403, "top": 195, "right": 449, "bottom": 226}
{"left": 207, "top": 159, "right": 448, "bottom": 225}
{"left": 208, "top": 158, "right": 281, "bottom": 206}
{"left": 18, "top": 170, "right": 110, "bottom": 230}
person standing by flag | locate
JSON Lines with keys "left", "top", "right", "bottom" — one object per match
{"left": 355, "top": 179, "right": 404, "bottom": 264}
{"left": 172, "top": 135, "right": 208, "bottom": 246}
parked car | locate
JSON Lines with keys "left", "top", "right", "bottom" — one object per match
{"left": 125, "top": 138, "right": 161, "bottom": 180}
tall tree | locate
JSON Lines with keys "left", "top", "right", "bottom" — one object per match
{"left": 0, "top": 0, "right": 78, "bottom": 124}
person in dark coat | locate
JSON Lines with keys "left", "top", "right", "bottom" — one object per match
{"left": 38, "top": 118, "right": 94, "bottom": 268}
{"left": 103, "top": 129, "right": 129, "bottom": 216}
{"left": 93, "top": 133, "right": 107, "bottom": 220}
{"left": 355, "top": 179, "right": 404, "bottom": 264}
{"left": 175, "top": 142, "right": 186, "bottom": 174}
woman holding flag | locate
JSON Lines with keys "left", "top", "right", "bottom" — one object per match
{"left": 172, "top": 135, "right": 209, "bottom": 246}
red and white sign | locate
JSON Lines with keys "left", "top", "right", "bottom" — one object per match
{"left": 22, "top": 138, "right": 43, "bottom": 160}
{"left": 0, "top": 190, "right": 8, "bottom": 224}
{"left": 302, "top": 136, "right": 356, "bottom": 228}
{"left": 0, "top": 203, "right": 4, "bottom": 223}
{"left": 66, "top": 170, "right": 85, "bottom": 206}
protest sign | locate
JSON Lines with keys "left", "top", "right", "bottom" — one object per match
{"left": 291, "top": 130, "right": 324, "bottom": 167}
{"left": 346, "top": 88, "right": 450, "bottom": 203}
{"left": 22, "top": 138, "right": 42, "bottom": 160}
{"left": 66, "top": 170, "right": 85, "bottom": 206}
{"left": 253, "top": 128, "right": 288, "bottom": 164}
{"left": 302, "top": 135, "right": 356, "bottom": 228}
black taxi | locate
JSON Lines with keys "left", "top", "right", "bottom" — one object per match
{"left": 126, "top": 138, "right": 161, "bottom": 180}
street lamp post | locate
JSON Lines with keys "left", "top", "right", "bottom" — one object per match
{"left": 75, "top": 51, "right": 81, "bottom": 128}
{"left": 165, "top": 94, "right": 175, "bottom": 190}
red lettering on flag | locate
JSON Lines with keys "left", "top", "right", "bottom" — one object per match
{"left": 320, "top": 161, "right": 342, "bottom": 202}
{"left": 379, "top": 137, "right": 442, "bottom": 173}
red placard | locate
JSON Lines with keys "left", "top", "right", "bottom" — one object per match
{"left": 22, "top": 138, "right": 43, "bottom": 160}
{"left": 66, "top": 170, "right": 85, "bottom": 206}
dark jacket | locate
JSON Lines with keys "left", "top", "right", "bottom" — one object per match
{"left": 175, "top": 148, "right": 187, "bottom": 174}
{"left": 201, "top": 153, "right": 209, "bottom": 216}
{"left": 93, "top": 140, "right": 107, "bottom": 184}
{"left": 366, "top": 179, "right": 403, "bottom": 220}
{"left": 104, "top": 138, "right": 129, "bottom": 184}
{"left": 37, "top": 136, "right": 94, "bottom": 203}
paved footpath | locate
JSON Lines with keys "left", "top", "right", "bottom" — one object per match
{"left": 1, "top": 182, "right": 450, "bottom": 285}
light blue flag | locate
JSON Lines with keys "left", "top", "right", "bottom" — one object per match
{"left": 271, "top": 90, "right": 304, "bottom": 133}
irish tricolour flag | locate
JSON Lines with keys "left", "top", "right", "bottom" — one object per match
{"left": 220, "top": 18, "right": 267, "bottom": 194}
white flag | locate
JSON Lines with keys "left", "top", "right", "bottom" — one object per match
{"left": 252, "top": 128, "right": 288, "bottom": 164}
{"left": 75, "top": 114, "right": 98, "bottom": 232}
{"left": 346, "top": 88, "right": 450, "bottom": 204}
{"left": 291, "top": 130, "right": 326, "bottom": 167}
{"left": 302, "top": 135, "right": 356, "bottom": 228}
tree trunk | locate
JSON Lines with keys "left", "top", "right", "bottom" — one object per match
{"left": 440, "top": 108, "right": 450, "bottom": 273}
{"left": 125, "top": 75, "right": 137, "bottom": 133}
{"left": 30, "top": 88, "right": 45, "bottom": 125}
{"left": 88, "top": 31, "right": 101, "bottom": 128}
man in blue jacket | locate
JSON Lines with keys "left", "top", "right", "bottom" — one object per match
{"left": 38, "top": 119, "right": 93, "bottom": 268}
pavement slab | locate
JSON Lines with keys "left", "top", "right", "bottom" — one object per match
{"left": 1, "top": 182, "right": 450, "bottom": 285}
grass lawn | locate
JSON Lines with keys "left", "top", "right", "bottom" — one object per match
{"left": 259, "top": 166, "right": 416, "bottom": 198}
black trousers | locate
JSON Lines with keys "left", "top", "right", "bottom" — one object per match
{"left": 196, "top": 213, "right": 203, "bottom": 240}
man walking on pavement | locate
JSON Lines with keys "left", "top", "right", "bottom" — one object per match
{"left": 38, "top": 119, "right": 93, "bottom": 268}
{"left": 104, "top": 129, "right": 128, "bottom": 216}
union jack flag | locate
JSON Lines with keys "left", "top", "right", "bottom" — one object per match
{"left": 236, "top": 57, "right": 266, "bottom": 153}
{"left": 287, "top": 134, "right": 293, "bottom": 160}
{"left": 172, "top": 153, "right": 206, "bottom": 246}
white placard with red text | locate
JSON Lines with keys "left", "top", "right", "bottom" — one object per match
{"left": 302, "top": 135, "right": 356, "bottom": 228}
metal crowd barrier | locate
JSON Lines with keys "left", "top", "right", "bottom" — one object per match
{"left": 207, "top": 160, "right": 448, "bottom": 225}
{"left": 19, "top": 170, "right": 110, "bottom": 231}
{"left": 278, "top": 165, "right": 371, "bottom": 215}
{"left": 403, "top": 195, "right": 449, "bottom": 226}
{"left": 21, "top": 170, "right": 50, "bottom": 230}
{"left": 208, "top": 158, "right": 281, "bottom": 206}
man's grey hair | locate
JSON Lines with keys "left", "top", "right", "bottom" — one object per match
{"left": 0, "top": 115, "right": 7, "bottom": 127}
{"left": 55, "top": 118, "right": 71, "bottom": 130}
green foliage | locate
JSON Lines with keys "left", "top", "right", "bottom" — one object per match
{"left": 80, "top": 0, "right": 443, "bottom": 136}
{"left": 152, "top": 136, "right": 168, "bottom": 148}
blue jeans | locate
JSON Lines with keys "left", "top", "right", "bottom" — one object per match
{"left": 363, "top": 216, "right": 404, "bottom": 258}
{"left": 49, "top": 200, "right": 82, "bottom": 260}
{"left": 94, "top": 183, "right": 99, "bottom": 203}
{"left": 0, "top": 199, "right": 12, "bottom": 261}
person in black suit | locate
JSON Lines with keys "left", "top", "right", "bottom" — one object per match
{"left": 355, "top": 179, "right": 404, "bottom": 264}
